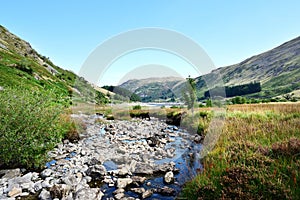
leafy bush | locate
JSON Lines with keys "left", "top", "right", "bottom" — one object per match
{"left": 95, "top": 91, "right": 109, "bottom": 105}
{"left": 15, "top": 63, "right": 33, "bottom": 75}
{"left": 0, "top": 87, "right": 66, "bottom": 169}
{"left": 205, "top": 99, "right": 212, "bottom": 107}
{"left": 132, "top": 105, "right": 142, "bottom": 110}
{"left": 61, "top": 115, "right": 87, "bottom": 142}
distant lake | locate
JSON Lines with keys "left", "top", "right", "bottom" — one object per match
{"left": 143, "top": 102, "right": 184, "bottom": 108}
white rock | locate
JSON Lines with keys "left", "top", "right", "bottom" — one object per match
{"left": 40, "top": 169, "right": 53, "bottom": 178}
{"left": 20, "top": 181, "right": 34, "bottom": 190}
{"left": 34, "top": 180, "right": 43, "bottom": 191}
{"left": 0, "top": 178, "right": 7, "bottom": 185}
{"left": 8, "top": 187, "right": 22, "bottom": 197}
{"left": 31, "top": 172, "right": 40, "bottom": 181}
{"left": 1, "top": 169, "right": 21, "bottom": 179}
{"left": 130, "top": 187, "right": 145, "bottom": 194}
{"left": 117, "top": 178, "right": 132, "bottom": 188}
{"left": 39, "top": 189, "right": 51, "bottom": 200}
{"left": 114, "top": 192, "right": 124, "bottom": 200}
{"left": 164, "top": 171, "right": 174, "bottom": 184}
{"left": 62, "top": 174, "right": 79, "bottom": 186}
{"left": 118, "top": 167, "right": 129, "bottom": 176}
{"left": 74, "top": 188, "right": 104, "bottom": 200}
{"left": 113, "top": 188, "right": 125, "bottom": 194}
{"left": 142, "top": 189, "right": 153, "bottom": 199}
{"left": 42, "top": 180, "right": 52, "bottom": 188}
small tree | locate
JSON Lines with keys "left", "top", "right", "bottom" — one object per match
{"left": 182, "top": 75, "right": 196, "bottom": 113}
{"left": 205, "top": 98, "right": 212, "bottom": 107}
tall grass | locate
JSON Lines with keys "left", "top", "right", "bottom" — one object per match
{"left": 182, "top": 103, "right": 300, "bottom": 199}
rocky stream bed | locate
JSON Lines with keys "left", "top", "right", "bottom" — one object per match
{"left": 0, "top": 114, "right": 202, "bottom": 200}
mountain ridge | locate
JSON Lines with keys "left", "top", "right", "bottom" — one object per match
{"left": 118, "top": 35, "right": 300, "bottom": 101}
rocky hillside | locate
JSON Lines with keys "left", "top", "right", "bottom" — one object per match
{"left": 0, "top": 25, "right": 106, "bottom": 103}
{"left": 197, "top": 36, "right": 300, "bottom": 98}
{"left": 119, "top": 77, "right": 185, "bottom": 102}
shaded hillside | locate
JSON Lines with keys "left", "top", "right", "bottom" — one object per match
{"left": 102, "top": 85, "right": 141, "bottom": 102}
{"left": 119, "top": 77, "right": 185, "bottom": 102}
{"left": 196, "top": 36, "right": 300, "bottom": 98}
{"left": 0, "top": 25, "right": 106, "bottom": 104}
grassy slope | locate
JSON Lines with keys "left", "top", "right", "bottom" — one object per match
{"left": 0, "top": 50, "right": 67, "bottom": 94}
{"left": 194, "top": 36, "right": 300, "bottom": 99}
{"left": 0, "top": 25, "right": 106, "bottom": 104}
{"left": 182, "top": 103, "right": 300, "bottom": 199}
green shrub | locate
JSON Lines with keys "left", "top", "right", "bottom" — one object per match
{"left": 0, "top": 87, "right": 66, "bottom": 169}
{"left": 206, "top": 99, "right": 212, "bottom": 107}
{"left": 15, "top": 63, "right": 33, "bottom": 75}
{"left": 62, "top": 115, "right": 86, "bottom": 142}
{"left": 132, "top": 105, "right": 142, "bottom": 110}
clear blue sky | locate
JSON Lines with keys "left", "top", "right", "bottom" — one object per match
{"left": 1, "top": 0, "right": 300, "bottom": 85}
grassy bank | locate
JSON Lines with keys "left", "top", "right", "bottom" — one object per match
{"left": 182, "top": 103, "right": 300, "bottom": 199}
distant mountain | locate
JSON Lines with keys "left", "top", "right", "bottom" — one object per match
{"left": 120, "top": 37, "right": 300, "bottom": 101}
{"left": 196, "top": 36, "right": 300, "bottom": 98}
{"left": 0, "top": 25, "right": 107, "bottom": 104}
{"left": 119, "top": 77, "right": 185, "bottom": 102}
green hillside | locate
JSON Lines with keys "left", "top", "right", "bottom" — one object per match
{"left": 196, "top": 36, "right": 300, "bottom": 99}
{"left": 0, "top": 25, "right": 106, "bottom": 104}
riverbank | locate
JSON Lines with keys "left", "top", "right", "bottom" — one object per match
{"left": 182, "top": 103, "right": 300, "bottom": 199}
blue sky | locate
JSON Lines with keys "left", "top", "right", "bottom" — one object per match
{"left": 1, "top": 0, "right": 300, "bottom": 85}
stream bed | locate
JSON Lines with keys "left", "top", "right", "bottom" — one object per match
{"left": 0, "top": 114, "right": 203, "bottom": 200}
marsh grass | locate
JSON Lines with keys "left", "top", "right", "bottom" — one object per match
{"left": 71, "top": 102, "right": 108, "bottom": 115}
{"left": 182, "top": 103, "right": 300, "bottom": 199}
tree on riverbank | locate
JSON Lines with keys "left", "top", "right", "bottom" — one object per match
{"left": 182, "top": 76, "right": 196, "bottom": 113}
